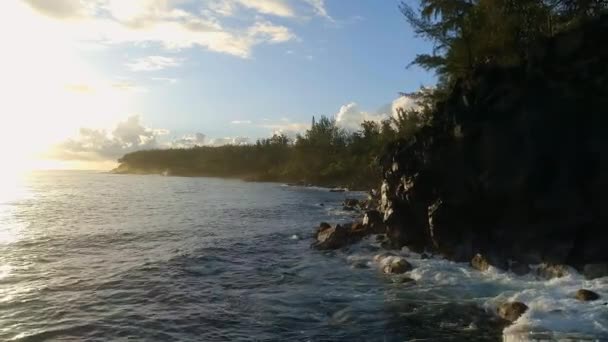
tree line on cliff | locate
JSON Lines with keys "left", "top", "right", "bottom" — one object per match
{"left": 115, "top": 0, "right": 606, "bottom": 189}
{"left": 115, "top": 108, "right": 430, "bottom": 189}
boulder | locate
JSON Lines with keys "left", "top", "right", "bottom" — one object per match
{"left": 313, "top": 224, "right": 349, "bottom": 250}
{"left": 497, "top": 302, "right": 528, "bottom": 322}
{"left": 471, "top": 253, "right": 507, "bottom": 271}
{"left": 381, "top": 257, "right": 413, "bottom": 274}
{"left": 575, "top": 289, "right": 600, "bottom": 301}
{"left": 583, "top": 263, "right": 608, "bottom": 280}
{"left": 536, "top": 264, "right": 569, "bottom": 279}
{"left": 471, "top": 254, "right": 490, "bottom": 272}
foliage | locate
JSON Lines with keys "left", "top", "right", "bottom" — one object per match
{"left": 401, "top": 0, "right": 608, "bottom": 85}
{"left": 115, "top": 110, "right": 430, "bottom": 189}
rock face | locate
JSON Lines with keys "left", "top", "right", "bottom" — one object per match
{"left": 497, "top": 302, "right": 528, "bottom": 322}
{"left": 378, "top": 15, "right": 608, "bottom": 269}
{"left": 363, "top": 210, "right": 386, "bottom": 234}
{"left": 575, "top": 289, "right": 600, "bottom": 301}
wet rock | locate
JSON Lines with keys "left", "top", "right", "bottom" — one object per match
{"left": 471, "top": 254, "right": 491, "bottom": 271}
{"left": 363, "top": 210, "right": 386, "bottom": 234}
{"left": 471, "top": 253, "right": 508, "bottom": 272}
{"left": 583, "top": 263, "right": 608, "bottom": 280}
{"left": 382, "top": 257, "right": 413, "bottom": 274}
{"left": 348, "top": 222, "right": 371, "bottom": 239}
{"left": 343, "top": 198, "right": 360, "bottom": 208}
{"left": 312, "top": 224, "right": 349, "bottom": 250}
{"left": 497, "top": 302, "right": 528, "bottom": 322}
{"left": 575, "top": 289, "right": 600, "bottom": 301}
{"left": 373, "top": 252, "right": 397, "bottom": 262}
{"left": 510, "top": 261, "right": 531, "bottom": 276}
{"left": 314, "top": 222, "right": 332, "bottom": 238}
{"left": 536, "top": 264, "right": 569, "bottom": 279}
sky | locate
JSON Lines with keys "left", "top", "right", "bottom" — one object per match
{"left": 0, "top": 0, "right": 435, "bottom": 170}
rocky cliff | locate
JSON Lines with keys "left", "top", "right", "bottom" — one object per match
{"left": 379, "top": 15, "right": 608, "bottom": 273}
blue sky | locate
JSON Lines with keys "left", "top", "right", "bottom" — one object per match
{"left": 3, "top": 0, "right": 435, "bottom": 168}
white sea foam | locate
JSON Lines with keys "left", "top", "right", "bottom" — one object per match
{"left": 350, "top": 240, "right": 608, "bottom": 340}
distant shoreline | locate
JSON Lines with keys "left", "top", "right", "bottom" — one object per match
{"left": 111, "top": 168, "right": 368, "bottom": 191}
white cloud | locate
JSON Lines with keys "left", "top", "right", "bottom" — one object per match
{"left": 335, "top": 102, "right": 386, "bottom": 130}
{"left": 127, "top": 55, "right": 181, "bottom": 71}
{"left": 151, "top": 77, "right": 178, "bottom": 84}
{"left": 231, "top": 120, "right": 252, "bottom": 124}
{"left": 248, "top": 21, "right": 296, "bottom": 43}
{"left": 261, "top": 119, "right": 310, "bottom": 138}
{"left": 208, "top": 136, "right": 250, "bottom": 146}
{"left": 21, "top": 0, "right": 298, "bottom": 58}
{"left": 170, "top": 132, "right": 207, "bottom": 148}
{"left": 22, "top": 0, "right": 91, "bottom": 19}
{"left": 51, "top": 115, "right": 161, "bottom": 161}
{"left": 303, "top": 0, "right": 332, "bottom": 21}
{"left": 235, "top": 0, "right": 294, "bottom": 17}
{"left": 391, "top": 95, "right": 419, "bottom": 117}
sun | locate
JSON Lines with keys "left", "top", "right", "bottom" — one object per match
{"left": 0, "top": 1, "right": 140, "bottom": 173}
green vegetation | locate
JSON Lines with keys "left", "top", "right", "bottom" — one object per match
{"left": 115, "top": 0, "right": 606, "bottom": 189}
{"left": 115, "top": 111, "right": 430, "bottom": 189}
{"left": 401, "top": 0, "right": 607, "bottom": 88}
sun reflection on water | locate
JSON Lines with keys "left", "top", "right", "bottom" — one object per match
{"left": 0, "top": 170, "right": 33, "bottom": 245}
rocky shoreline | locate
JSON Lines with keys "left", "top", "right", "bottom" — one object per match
{"left": 311, "top": 196, "right": 604, "bottom": 332}
{"left": 310, "top": 15, "right": 608, "bottom": 335}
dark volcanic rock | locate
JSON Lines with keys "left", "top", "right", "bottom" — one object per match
{"left": 313, "top": 224, "right": 349, "bottom": 250}
{"left": 575, "top": 289, "right": 600, "bottom": 301}
{"left": 497, "top": 302, "right": 528, "bottom": 322}
{"left": 363, "top": 210, "right": 386, "bottom": 234}
{"left": 378, "top": 16, "right": 608, "bottom": 268}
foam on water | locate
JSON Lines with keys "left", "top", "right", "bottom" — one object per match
{"left": 345, "top": 238, "right": 608, "bottom": 340}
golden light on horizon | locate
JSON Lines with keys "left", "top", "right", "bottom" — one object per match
{"left": 0, "top": 1, "right": 140, "bottom": 173}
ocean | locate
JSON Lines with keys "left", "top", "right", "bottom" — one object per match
{"left": 0, "top": 171, "right": 605, "bottom": 341}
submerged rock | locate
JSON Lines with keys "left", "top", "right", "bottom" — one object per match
{"left": 575, "top": 289, "right": 600, "bottom": 301}
{"left": 497, "top": 302, "right": 528, "bottom": 322}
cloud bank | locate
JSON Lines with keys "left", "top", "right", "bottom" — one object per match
{"left": 22, "top": 0, "right": 331, "bottom": 58}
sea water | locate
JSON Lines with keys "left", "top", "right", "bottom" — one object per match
{"left": 0, "top": 171, "right": 605, "bottom": 341}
